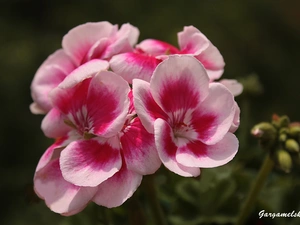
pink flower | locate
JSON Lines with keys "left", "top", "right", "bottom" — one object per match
{"left": 30, "top": 21, "right": 139, "bottom": 114}
{"left": 110, "top": 25, "right": 225, "bottom": 83}
{"left": 132, "top": 55, "right": 239, "bottom": 177}
{"left": 34, "top": 64, "right": 160, "bottom": 215}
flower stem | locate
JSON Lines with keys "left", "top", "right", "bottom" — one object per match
{"left": 236, "top": 154, "right": 274, "bottom": 225}
{"left": 143, "top": 175, "right": 168, "bottom": 225}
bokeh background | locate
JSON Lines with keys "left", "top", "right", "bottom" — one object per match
{"left": 1, "top": 0, "right": 300, "bottom": 224}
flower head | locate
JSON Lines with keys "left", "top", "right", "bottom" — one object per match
{"left": 34, "top": 63, "right": 160, "bottom": 215}
{"left": 30, "top": 22, "right": 139, "bottom": 114}
{"left": 132, "top": 55, "right": 239, "bottom": 176}
{"left": 110, "top": 26, "right": 224, "bottom": 83}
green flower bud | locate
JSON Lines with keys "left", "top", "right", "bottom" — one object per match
{"left": 272, "top": 115, "right": 290, "bottom": 129}
{"left": 279, "top": 133, "right": 287, "bottom": 143}
{"left": 285, "top": 139, "right": 299, "bottom": 153}
{"left": 251, "top": 122, "right": 276, "bottom": 138}
{"left": 279, "top": 116, "right": 290, "bottom": 128}
{"left": 276, "top": 149, "right": 292, "bottom": 173}
{"left": 251, "top": 122, "right": 277, "bottom": 149}
{"left": 289, "top": 123, "right": 300, "bottom": 137}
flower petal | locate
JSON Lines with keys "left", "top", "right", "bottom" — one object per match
{"left": 137, "top": 39, "right": 180, "bottom": 56}
{"left": 57, "top": 59, "right": 109, "bottom": 89}
{"left": 121, "top": 117, "right": 161, "bottom": 175}
{"left": 195, "top": 43, "right": 225, "bottom": 80}
{"left": 132, "top": 79, "right": 168, "bottom": 133}
{"left": 176, "top": 132, "right": 238, "bottom": 168}
{"left": 35, "top": 135, "right": 74, "bottom": 172}
{"left": 154, "top": 118, "right": 200, "bottom": 177}
{"left": 101, "top": 23, "right": 140, "bottom": 59}
{"left": 29, "top": 102, "right": 47, "bottom": 115}
{"left": 178, "top": 26, "right": 209, "bottom": 55}
{"left": 50, "top": 77, "right": 91, "bottom": 124}
{"left": 30, "top": 49, "right": 75, "bottom": 113}
{"left": 86, "top": 71, "right": 130, "bottom": 137}
{"left": 41, "top": 108, "right": 71, "bottom": 138}
{"left": 92, "top": 164, "right": 142, "bottom": 208}
{"left": 34, "top": 159, "right": 97, "bottom": 215}
{"left": 51, "top": 71, "right": 130, "bottom": 138}
{"left": 191, "top": 83, "right": 236, "bottom": 145}
{"left": 60, "top": 137, "right": 122, "bottom": 187}
{"left": 219, "top": 79, "right": 243, "bottom": 96}
{"left": 150, "top": 55, "right": 210, "bottom": 114}
{"left": 110, "top": 52, "right": 161, "bottom": 83}
{"left": 229, "top": 102, "right": 240, "bottom": 133}
{"left": 62, "top": 22, "right": 116, "bottom": 66}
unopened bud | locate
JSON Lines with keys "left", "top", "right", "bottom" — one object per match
{"left": 251, "top": 122, "right": 277, "bottom": 150}
{"left": 251, "top": 122, "right": 276, "bottom": 138}
{"left": 272, "top": 115, "right": 290, "bottom": 129}
{"left": 289, "top": 123, "right": 300, "bottom": 138}
{"left": 285, "top": 139, "right": 299, "bottom": 153}
{"left": 279, "top": 116, "right": 290, "bottom": 128}
{"left": 276, "top": 149, "right": 292, "bottom": 173}
{"left": 279, "top": 133, "right": 287, "bottom": 143}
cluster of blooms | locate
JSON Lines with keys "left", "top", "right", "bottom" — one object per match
{"left": 30, "top": 21, "right": 242, "bottom": 215}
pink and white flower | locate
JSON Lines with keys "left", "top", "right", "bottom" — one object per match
{"left": 110, "top": 25, "right": 225, "bottom": 83}
{"left": 132, "top": 55, "right": 239, "bottom": 177}
{"left": 34, "top": 65, "right": 160, "bottom": 215}
{"left": 30, "top": 21, "right": 139, "bottom": 114}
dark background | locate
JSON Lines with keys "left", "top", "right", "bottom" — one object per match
{"left": 1, "top": 0, "right": 300, "bottom": 224}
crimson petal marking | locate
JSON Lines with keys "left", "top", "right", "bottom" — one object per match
{"left": 150, "top": 55, "right": 210, "bottom": 114}
{"left": 191, "top": 83, "right": 236, "bottom": 145}
{"left": 58, "top": 59, "right": 109, "bottom": 89}
{"left": 51, "top": 77, "right": 91, "bottom": 116}
{"left": 176, "top": 133, "right": 238, "bottom": 168}
{"left": 62, "top": 22, "right": 116, "bottom": 66}
{"left": 30, "top": 49, "right": 75, "bottom": 113}
{"left": 110, "top": 52, "right": 161, "bottom": 83}
{"left": 178, "top": 26, "right": 209, "bottom": 55}
{"left": 132, "top": 79, "right": 168, "bottom": 133}
{"left": 154, "top": 118, "right": 200, "bottom": 177}
{"left": 60, "top": 138, "right": 122, "bottom": 187}
{"left": 41, "top": 108, "right": 71, "bottom": 138}
{"left": 86, "top": 71, "right": 130, "bottom": 137}
{"left": 121, "top": 117, "right": 161, "bottom": 175}
{"left": 92, "top": 163, "right": 142, "bottom": 208}
{"left": 137, "top": 39, "right": 180, "bottom": 56}
{"left": 34, "top": 159, "right": 97, "bottom": 215}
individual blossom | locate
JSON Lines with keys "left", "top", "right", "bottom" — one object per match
{"left": 30, "top": 21, "right": 139, "bottom": 114}
{"left": 34, "top": 64, "right": 161, "bottom": 215}
{"left": 110, "top": 25, "right": 224, "bottom": 83}
{"left": 132, "top": 55, "right": 239, "bottom": 177}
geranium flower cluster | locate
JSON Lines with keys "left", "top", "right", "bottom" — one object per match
{"left": 30, "top": 21, "right": 242, "bottom": 215}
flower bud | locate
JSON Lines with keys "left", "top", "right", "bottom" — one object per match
{"left": 279, "top": 116, "right": 290, "bottom": 128}
{"left": 279, "top": 133, "right": 287, "bottom": 143}
{"left": 285, "top": 139, "right": 299, "bottom": 153}
{"left": 251, "top": 122, "right": 277, "bottom": 149}
{"left": 276, "top": 149, "right": 292, "bottom": 173}
{"left": 251, "top": 122, "right": 276, "bottom": 138}
{"left": 289, "top": 123, "right": 300, "bottom": 138}
{"left": 272, "top": 115, "right": 290, "bottom": 129}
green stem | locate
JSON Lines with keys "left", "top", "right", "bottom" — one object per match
{"left": 143, "top": 175, "right": 168, "bottom": 225}
{"left": 236, "top": 154, "right": 274, "bottom": 225}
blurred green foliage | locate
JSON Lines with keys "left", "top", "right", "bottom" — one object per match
{"left": 1, "top": 0, "right": 300, "bottom": 224}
